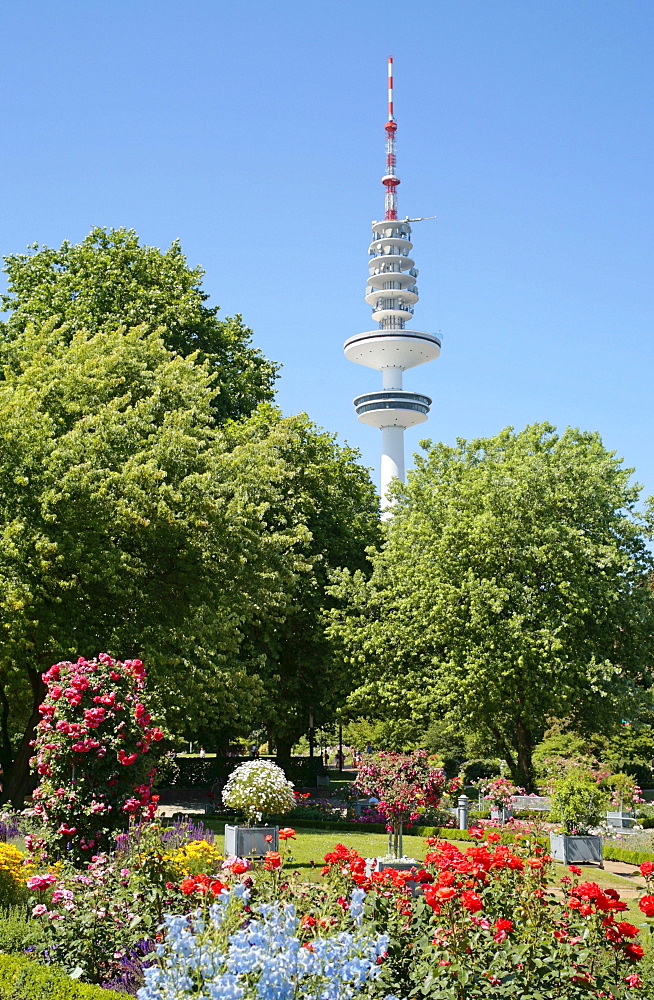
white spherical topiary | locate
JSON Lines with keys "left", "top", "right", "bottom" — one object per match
{"left": 222, "top": 760, "right": 295, "bottom": 825}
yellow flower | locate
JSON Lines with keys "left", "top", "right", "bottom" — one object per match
{"left": 0, "top": 843, "right": 27, "bottom": 906}
{"left": 168, "top": 840, "right": 223, "bottom": 877}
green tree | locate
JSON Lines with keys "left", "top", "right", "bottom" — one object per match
{"left": 328, "top": 424, "right": 654, "bottom": 790}
{"left": 222, "top": 408, "right": 381, "bottom": 761}
{"left": 0, "top": 320, "right": 303, "bottom": 802}
{"left": 0, "top": 227, "right": 278, "bottom": 423}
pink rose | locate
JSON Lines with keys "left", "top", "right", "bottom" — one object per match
{"left": 27, "top": 873, "right": 57, "bottom": 890}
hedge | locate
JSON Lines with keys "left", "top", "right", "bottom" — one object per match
{"left": 205, "top": 816, "right": 544, "bottom": 843}
{"left": 164, "top": 755, "right": 328, "bottom": 791}
{"left": 602, "top": 844, "right": 654, "bottom": 866}
{"left": 205, "top": 816, "right": 654, "bottom": 869}
{"left": 0, "top": 955, "right": 124, "bottom": 999}
{"left": 205, "top": 814, "right": 390, "bottom": 835}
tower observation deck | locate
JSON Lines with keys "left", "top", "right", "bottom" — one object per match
{"left": 344, "top": 57, "right": 440, "bottom": 515}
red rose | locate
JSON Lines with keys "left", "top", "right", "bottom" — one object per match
{"left": 639, "top": 895, "right": 654, "bottom": 917}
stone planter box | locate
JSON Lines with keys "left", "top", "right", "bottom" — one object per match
{"left": 490, "top": 806, "right": 513, "bottom": 824}
{"left": 365, "top": 857, "right": 422, "bottom": 897}
{"left": 606, "top": 811, "right": 636, "bottom": 829}
{"left": 549, "top": 832, "right": 603, "bottom": 867}
{"left": 224, "top": 824, "right": 278, "bottom": 857}
{"left": 366, "top": 857, "right": 418, "bottom": 875}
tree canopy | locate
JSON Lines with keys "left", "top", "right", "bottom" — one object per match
{"left": 0, "top": 227, "right": 278, "bottom": 423}
{"left": 327, "top": 424, "right": 654, "bottom": 789}
{"left": 0, "top": 228, "right": 380, "bottom": 799}
{"left": 222, "top": 408, "right": 381, "bottom": 757}
{"left": 0, "top": 318, "right": 300, "bottom": 801}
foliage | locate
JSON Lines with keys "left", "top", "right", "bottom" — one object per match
{"left": 0, "top": 953, "right": 125, "bottom": 1000}
{"left": 137, "top": 885, "right": 390, "bottom": 1000}
{"left": 222, "top": 409, "right": 381, "bottom": 756}
{"left": 341, "top": 715, "right": 429, "bottom": 753}
{"left": 355, "top": 750, "right": 451, "bottom": 855}
{"left": 603, "top": 845, "right": 654, "bottom": 867}
{"left": 0, "top": 905, "right": 42, "bottom": 954}
{"left": 26, "top": 827, "right": 188, "bottom": 983}
{"left": 550, "top": 768, "right": 610, "bottom": 834}
{"left": 0, "top": 227, "right": 379, "bottom": 793}
{"left": 604, "top": 772, "right": 645, "bottom": 811}
{"left": 221, "top": 760, "right": 295, "bottom": 824}
{"left": 323, "top": 836, "right": 645, "bottom": 998}
{"left": 328, "top": 423, "right": 654, "bottom": 791}
{"left": 25, "top": 821, "right": 220, "bottom": 987}
{"left": 0, "top": 316, "right": 309, "bottom": 802}
{"left": 0, "top": 227, "right": 278, "bottom": 425}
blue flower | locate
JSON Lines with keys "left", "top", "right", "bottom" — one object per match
{"left": 137, "top": 889, "right": 390, "bottom": 1000}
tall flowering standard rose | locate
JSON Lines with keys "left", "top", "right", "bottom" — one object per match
{"left": 30, "top": 654, "right": 164, "bottom": 862}
{"left": 354, "top": 750, "right": 451, "bottom": 857}
{"left": 476, "top": 775, "right": 524, "bottom": 812}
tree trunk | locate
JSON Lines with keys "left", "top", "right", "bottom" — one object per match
{"left": 3, "top": 667, "right": 45, "bottom": 806}
{"left": 0, "top": 680, "right": 13, "bottom": 774}
{"left": 275, "top": 735, "right": 294, "bottom": 772}
{"left": 515, "top": 718, "right": 535, "bottom": 792}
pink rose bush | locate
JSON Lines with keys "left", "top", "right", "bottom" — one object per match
{"left": 31, "top": 653, "right": 163, "bottom": 861}
{"left": 355, "top": 750, "right": 454, "bottom": 855}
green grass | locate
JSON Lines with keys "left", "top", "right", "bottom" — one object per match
{"left": 205, "top": 822, "right": 426, "bottom": 877}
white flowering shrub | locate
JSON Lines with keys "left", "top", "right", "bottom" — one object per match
{"left": 222, "top": 760, "right": 295, "bottom": 824}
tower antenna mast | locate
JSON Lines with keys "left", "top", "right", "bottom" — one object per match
{"left": 343, "top": 57, "right": 442, "bottom": 516}
{"left": 384, "top": 56, "right": 399, "bottom": 221}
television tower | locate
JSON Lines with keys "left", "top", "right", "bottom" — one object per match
{"left": 344, "top": 57, "right": 440, "bottom": 515}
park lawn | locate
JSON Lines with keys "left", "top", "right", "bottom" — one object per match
{"left": 207, "top": 824, "right": 427, "bottom": 876}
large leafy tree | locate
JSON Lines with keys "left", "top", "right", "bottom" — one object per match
{"left": 0, "top": 228, "right": 380, "bottom": 798}
{"left": 223, "top": 409, "right": 381, "bottom": 759}
{"left": 328, "top": 424, "right": 654, "bottom": 790}
{"left": 0, "top": 320, "right": 302, "bottom": 802}
{"left": 0, "top": 227, "right": 278, "bottom": 423}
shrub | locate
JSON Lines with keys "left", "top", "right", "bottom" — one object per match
{"left": 221, "top": 760, "right": 295, "bottom": 824}
{"left": 27, "top": 829, "right": 183, "bottom": 983}
{"left": 549, "top": 767, "right": 609, "bottom": 834}
{"left": 31, "top": 655, "right": 164, "bottom": 862}
{"left": 355, "top": 750, "right": 452, "bottom": 856}
{"left": 0, "top": 954, "right": 124, "bottom": 999}
{"left": 0, "top": 905, "right": 42, "bottom": 954}
{"left": 323, "top": 834, "right": 645, "bottom": 998}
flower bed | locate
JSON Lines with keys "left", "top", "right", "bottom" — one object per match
{"left": 8, "top": 815, "right": 654, "bottom": 997}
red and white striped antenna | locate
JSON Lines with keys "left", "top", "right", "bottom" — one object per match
{"left": 383, "top": 55, "right": 399, "bottom": 220}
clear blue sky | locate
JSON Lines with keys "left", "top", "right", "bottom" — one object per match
{"left": 1, "top": 1, "right": 653, "bottom": 504}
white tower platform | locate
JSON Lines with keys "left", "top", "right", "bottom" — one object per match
{"left": 344, "top": 60, "right": 440, "bottom": 516}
